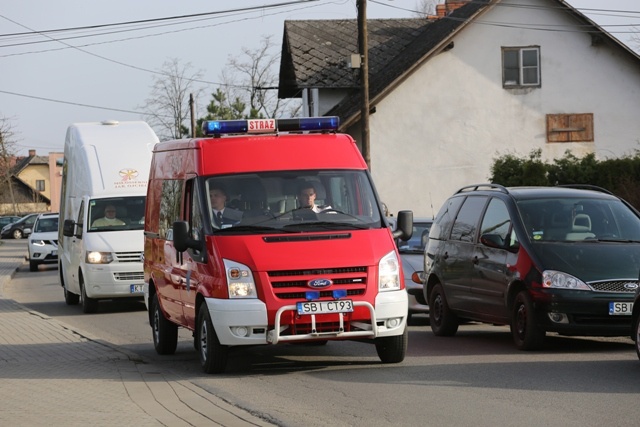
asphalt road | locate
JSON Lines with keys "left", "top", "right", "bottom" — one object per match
{"left": 5, "top": 239, "right": 640, "bottom": 427}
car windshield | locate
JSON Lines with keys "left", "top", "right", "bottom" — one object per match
{"left": 88, "top": 196, "right": 146, "bottom": 232}
{"left": 516, "top": 196, "right": 640, "bottom": 243}
{"left": 398, "top": 222, "right": 432, "bottom": 253}
{"left": 34, "top": 217, "right": 59, "bottom": 233}
{"left": 201, "top": 170, "right": 384, "bottom": 234}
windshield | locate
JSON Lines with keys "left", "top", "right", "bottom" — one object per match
{"left": 516, "top": 196, "right": 640, "bottom": 243}
{"left": 204, "top": 170, "right": 383, "bottom": 233}
{"left": 34, "top": 216, "right": 59, "bottom": 233}
{"left": 398, "top": 222, "right": 432, "bottom": 253}
{"left": 88, "top": 196, "right": 146, "bottom": 232}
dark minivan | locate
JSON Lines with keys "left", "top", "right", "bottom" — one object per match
{"left": 424, "top": 184, "right": 639, "bottom": 350}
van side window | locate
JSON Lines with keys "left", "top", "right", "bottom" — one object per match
{"left": 187, "top": 179, "right": 204, "bottom": 245}
{"left": 159, "top": 180, "right": 183, "bottom": 240}
{"left": 451, "top": 196, "right": 487, "bottom": 243}
{"left": 480, "top": 198, "right": 512, "bottom": 247}
{"left": 76, "top": 201, "right": 84, "bottom": 238}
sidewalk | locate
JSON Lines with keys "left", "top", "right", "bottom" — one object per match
{"left": 0, "top": 239, "right": 274, "bottom": 427}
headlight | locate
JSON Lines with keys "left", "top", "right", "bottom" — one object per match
{"left": 86, "top": 251, "right": 114, "bottom": 264}
{"left": 542, "top": 270, "right": 590, "bottom": 290}
{"left": 224, "top": 259, "right": 256, "bottom": 298}
{"left": 1, "top": 225, "right": 9, "bottom": 232}
{"left": 379, "top": 250, "right": 401, "bottom": 291}
{"left": 30, "top": 239, "right": 46, "bottom": 246}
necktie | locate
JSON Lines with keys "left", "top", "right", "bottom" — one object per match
{"left": 216, "top": 211, "right": 223, "bottom": 226}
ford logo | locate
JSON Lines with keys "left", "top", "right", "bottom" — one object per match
{"left": 624, "top": 282, "right": 639, "bottom": 290}
{"left": 308, "top": 278, "right": 332, "bottom": 289}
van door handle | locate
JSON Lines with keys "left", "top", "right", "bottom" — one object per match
{"left": 442, "top": 251, "right": 449, "bottom": 260}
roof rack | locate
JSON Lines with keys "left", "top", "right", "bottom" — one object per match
{"left": 455, "top": 183, "right": 508, "bottom": 195}
{"left": 555, "top": 184, "right": 613, "bottom": 195}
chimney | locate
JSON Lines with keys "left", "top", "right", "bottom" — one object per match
{"left": 28, "top": 149, "right": 36, "bottom": 157}
{"left": 436, "top": 0, "right": 471, "bottom": 17}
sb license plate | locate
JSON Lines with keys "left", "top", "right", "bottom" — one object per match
{"left": 609, "top": 301, "right": 633, "bottom": 315}
{"left": 130, "top": 284, "right": 144, "bottom": 294}
{"left": 297, "top": 299, "right": 354, "bottom": 315}
{"left": 51, "top": 250, "right": 57, "bottom": 256}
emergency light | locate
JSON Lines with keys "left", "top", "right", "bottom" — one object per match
{"left": 202, "top": 116, "right": 340, "bottom": 136}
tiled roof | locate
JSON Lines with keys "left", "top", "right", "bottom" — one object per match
{"left": 278, "top": 18, "right": 436, "bottom": 98}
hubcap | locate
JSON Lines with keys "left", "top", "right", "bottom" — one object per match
{"left": 516, "top": 304, "right": 526, "bottom": 336}
{"left": 200, "top": 322, "right": 208, "bottom": 361}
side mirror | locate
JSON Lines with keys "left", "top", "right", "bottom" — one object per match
{"left": 172, "top": 221, "right": 204, "bottom": 252}
{"left": 24, "top": 228, "right": 32, "bottom": 235}
{"left": 62, "top": 219, "right": 76, "bottom": 237}
{"left": 393, "top": 210, "right": 413, "bottom": 241}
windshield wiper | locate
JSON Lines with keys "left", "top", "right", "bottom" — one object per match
{"left": 283, "top": 221, "right": 369, "bottom": 231}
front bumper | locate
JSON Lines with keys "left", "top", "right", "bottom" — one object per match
{"left": 533, "top": 288, "right": 634, "bottom": 336}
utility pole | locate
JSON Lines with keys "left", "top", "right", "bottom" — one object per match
{"left": 357, "top": 0, "right": 371, "bottom": 170}
{"left": 189, "top": 93, "right": 196, "bottom": 137}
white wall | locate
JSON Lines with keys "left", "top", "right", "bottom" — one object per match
{"left": 369, "top": 0, "right": 640, "bottom": 217}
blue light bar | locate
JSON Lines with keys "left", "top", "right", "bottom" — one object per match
{"left": 202, "top": 120, "right": 248, "bottom": 135}
{"left": 201, "top": 116, "right": 340, "bottom": 137}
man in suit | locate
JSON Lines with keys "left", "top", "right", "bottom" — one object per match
{"left": 210, "top": 185, "right": 242, "bottom": 228}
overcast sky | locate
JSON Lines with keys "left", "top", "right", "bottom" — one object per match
{"left": 2, "top": 0, "right": 640, "bottom": 156}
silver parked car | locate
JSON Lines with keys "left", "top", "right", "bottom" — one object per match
{"left": 391, "top": 217, "right": 433, "bottom": 321}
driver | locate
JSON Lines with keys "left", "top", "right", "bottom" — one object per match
{"left": 298, "top": 183, "right": 331, "bottom": 213}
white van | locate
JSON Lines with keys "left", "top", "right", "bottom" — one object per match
{"left": 59, "top": 120, "right": 158, "bottom": 313}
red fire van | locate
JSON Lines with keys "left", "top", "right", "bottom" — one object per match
{"left": 143, "top": 117, "right": 413, "bottom": 373}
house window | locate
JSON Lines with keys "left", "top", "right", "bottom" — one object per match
{"left": 502, "top": 47, "right": 540, "bottom": 88}
{"left": 36, "top": 180, "right": 45, "bottom": 192}
{"left": 546, "top": 113, "right": 594, "bottom": 143}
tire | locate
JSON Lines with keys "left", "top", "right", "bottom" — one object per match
{"left": 80, "top": 275, "right": 99, "bottom": 314}
{"left": 634, "top": 313, "right": 640, "bottom": 361}
{"left": 197, "top": 301, "right": 228, "bottom": 374}
{"left": 375, "top": 326, "right": 408, "bottom": 364}
{"left": 12, "top": 229, "right": 22, "bottom": 239}
{"left": 510, "top": 290, "right": 545, "bottom": 350}
{"left": 429, "top": 283, "right": 459, "bottom": 336}
{"left": 64, "top": 286, "right": 80, "bottom": 305}
{"left": 151, "top": 293, "right": 178, "bottom": 355}
{"left": 29, "top": 260, "right": 39, "bottom": 272}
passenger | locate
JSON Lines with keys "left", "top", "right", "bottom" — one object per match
{"left": 92, "top": 205, "right": 125, "bottom": 227}
{"left": 210, "top": 185, "right": 242, "bottom": 227}
{"left": 298, "top": 183, "right": 331, "bottom": 213}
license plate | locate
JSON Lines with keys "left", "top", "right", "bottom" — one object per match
{"left": 130, "top": 284, "right": 144, "bottom": 294}
{"left": 297, "top": 299, "right": 354, "bottom": 315}
{"left": 609, "top": 301, "right": 633, "bottom": 315}
{"left": 51, "top": 250, "right": 57, "bottom": 256}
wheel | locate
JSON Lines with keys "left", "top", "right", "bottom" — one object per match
{"left": 64, "top": 286, "right": 80, "bottom": 305}
{"left": 510, "top": 290, "right": 545, "bottom": 350}
{"left": 12, "top": 229, "right": 22, "bottom": 239}
{"left": 29, "top": 260, "right": 39, "bottom": 272}
{"left": 429, "top": 283, "right": 458, "bottom": 336}
{"left": 197, "top": 301, "right": 228, "bottom": 374}
{"left": 151, "top": 293, "right": 178, "bottom": 355}
{"left": 375, "top": 326, "right": 408, "bottom": 363}
{"left": 634, "top": 313, "right": 640, "bottom": 361}
{"left": 80, "top": 275, "right": 99, "bottom": 314}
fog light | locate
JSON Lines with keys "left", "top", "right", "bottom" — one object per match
{"left": 548, "top": 313, "right": 568, "bottom": 324}
{"left": 386, "top": 318, "right": 401, "bottom": 328}
{"left": 232, "top": 326, "right": 249, "bottom": 337}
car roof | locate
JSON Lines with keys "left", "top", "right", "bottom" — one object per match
{"left": 453, "top": 184, "right": 619, "bottom": 202}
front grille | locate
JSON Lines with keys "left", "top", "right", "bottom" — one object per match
{"left": 114, "top": 271, "right": 144, "bottom": 281}
{"left": 268, "top": 266, "right": 368, "bottom": 300}
{"left": 588, "top": 280, "right": 639, "bottom": 293}
{"left": 115, "top": 251, "right": 142, "bottom": 263}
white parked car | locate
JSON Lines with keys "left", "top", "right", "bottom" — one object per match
{"left": 27, "top": 212, "right": 59, "bottom": 272}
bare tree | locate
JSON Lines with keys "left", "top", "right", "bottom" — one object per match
{"left": 0, "top": 115, "right": 19, "bottom": 214}
{"left": 140, "top": 58, "right": 205, "bottom": 140}
{"left": 218, "top": 35, "right": 297, "bottom": 119}
{"left": 414, "top": 0, "right": 442, "bottom": 17}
